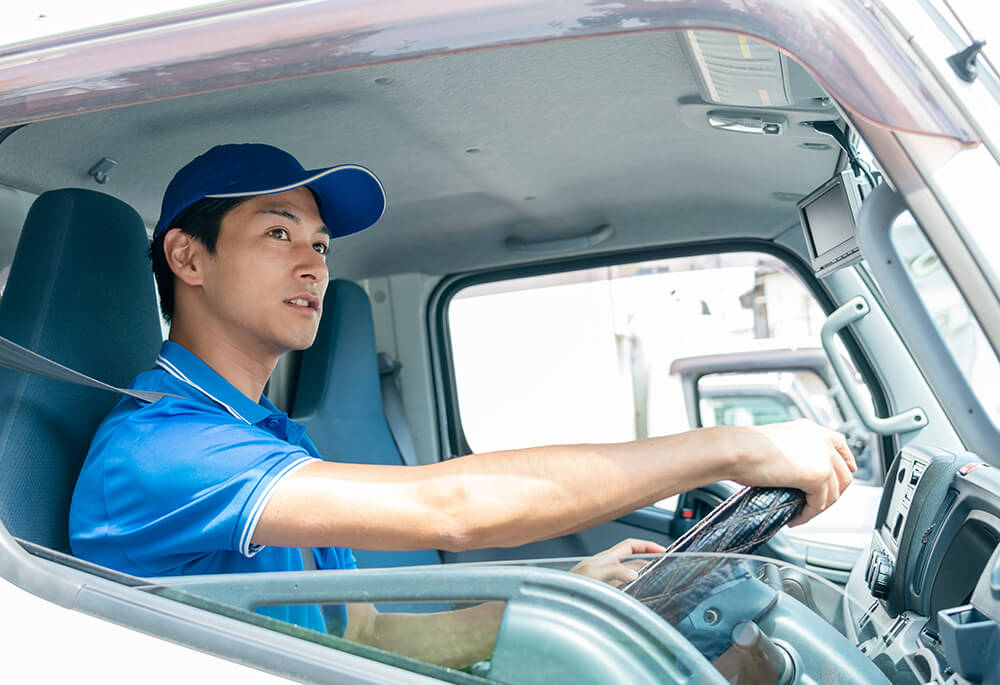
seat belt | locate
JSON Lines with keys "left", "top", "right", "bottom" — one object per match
{"left": 0, "top": 334, "right": 173, "bottom": 403}
{"left": 299, "top": 547, "right": 317, "bottom": 570}
{"left": 2, "top": 335, "right": 418, "bottom": 467}
{"left": 377, "top": 352, "right": 418, "bottom": 467}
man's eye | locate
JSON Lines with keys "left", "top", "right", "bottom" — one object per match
{"left": 314, "top": 242, "right": 329, "bottom": 256}
{"left": 268, "top": 228, "right": 290, "bottom": 240}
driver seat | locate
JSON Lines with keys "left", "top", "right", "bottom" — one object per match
{"left": 0, "top": 188, "right": 162, "bottom": 552}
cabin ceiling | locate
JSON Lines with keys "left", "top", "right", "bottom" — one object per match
{"left": 0, "top": 31, "right": 842, "bottom": 279}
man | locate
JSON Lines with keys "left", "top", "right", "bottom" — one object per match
{"left": 69, "top": 144, "right": 855, "bottom": 667}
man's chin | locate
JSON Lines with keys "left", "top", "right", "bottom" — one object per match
{"left": 280, "top": 329, "right": 320, "bottom": 352}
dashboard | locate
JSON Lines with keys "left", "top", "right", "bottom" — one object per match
{"left": 845, "top": 446, "right": 1000, "bottom": 684}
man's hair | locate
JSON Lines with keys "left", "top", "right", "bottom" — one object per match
{"left": 148, "top": 197, "right": 249, "bottom": 323}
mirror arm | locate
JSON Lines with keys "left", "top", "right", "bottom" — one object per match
{"left": 820, "top": 296, "right": 927, "bottom": 435}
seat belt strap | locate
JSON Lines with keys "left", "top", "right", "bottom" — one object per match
{"left": 377, "top": 352, "right": 419, "bottom": 467}
{"left": 2, "top": 334, "right": 414, "bottom": 467}
{"left": 0, "top": 334, "right": 173, "bottom": 404}
{"left": 299, "top": 547, "right": 317, "bottom": 570}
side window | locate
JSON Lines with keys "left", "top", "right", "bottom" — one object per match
{"left": 449, "top": 252, "right": 865, "bottom": 444}
{"left": 447, "top": 251, "right": 882, "bottom": 545}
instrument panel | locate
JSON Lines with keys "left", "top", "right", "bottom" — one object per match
{"left": 846, "top": 446, "right": 1000, "bottom": 683}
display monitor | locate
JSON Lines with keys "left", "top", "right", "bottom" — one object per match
{"left": 798, "top": 169, "right": 864, "bottom": 277}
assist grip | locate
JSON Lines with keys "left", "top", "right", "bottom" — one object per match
{"left": 821, "top": 296, "right": 927, "bottom": 435}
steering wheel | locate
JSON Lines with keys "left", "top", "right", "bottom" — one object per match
{"left": 623, "top": 487, "right": 804, "bottom": 634}
{"left": 663, "top": 486, "right": 806, "bottom": 556}
{"left": 620, "top": 488, "right": 891, "bottom": 684}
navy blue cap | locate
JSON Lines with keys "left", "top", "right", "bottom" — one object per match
{"left": 154, "top": 144, "right": 385, "bottom": 239}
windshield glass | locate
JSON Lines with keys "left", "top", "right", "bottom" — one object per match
{"left": 891, "top": 212, "right": 1000, "bottom": 425}
{"left": 149, "top": 553, "right": 918, "bottom": 683}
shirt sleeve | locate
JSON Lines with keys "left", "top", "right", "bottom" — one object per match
{"left": 99, "top": 403, "right": 317, "bottom": 573}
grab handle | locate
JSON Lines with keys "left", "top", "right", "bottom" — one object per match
{"left": 821, "top": 296, "right": 927, "bottom": 435}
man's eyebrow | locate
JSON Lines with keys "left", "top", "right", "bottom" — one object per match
{"left": 256, "top": 207, "right": 330, "bottom": 236}
{"left": 256, "top": 207, "right": 301, "bottom": 224}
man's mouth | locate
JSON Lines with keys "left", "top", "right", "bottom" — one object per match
{"left": 284, "top": 294, "right": 319, "bottom": 312}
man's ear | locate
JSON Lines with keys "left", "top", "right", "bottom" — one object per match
{"left": 162, "top": 228, "right": 205, "bottom": 287}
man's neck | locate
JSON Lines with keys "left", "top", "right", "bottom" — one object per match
{"left": 168, "top": 322, "right": 278, "bottom": 403}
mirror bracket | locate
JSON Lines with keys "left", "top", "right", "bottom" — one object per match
{"left": 821, "top": 296, "right": 927, "bottom": 435}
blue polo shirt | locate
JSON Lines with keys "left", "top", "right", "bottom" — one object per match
{"left": 69, "top": 340, "right": 356, "bottom": 634}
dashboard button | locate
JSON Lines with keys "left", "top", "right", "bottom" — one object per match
{"left": 872, "top": 560, "right": 893, "bottom": 599}
{"left": 867, "top": 550, "right": 894, "bottom": 599}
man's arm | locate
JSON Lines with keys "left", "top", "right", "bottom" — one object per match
{"left": 345, "top": 602, "right": 503, "bottom": 669}
{"left": 252, "top": 420, "right": 855, "bottom": 551}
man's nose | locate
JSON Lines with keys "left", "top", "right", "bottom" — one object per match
{"left": 295, "top": 244, "right": 328, "bottom": 282}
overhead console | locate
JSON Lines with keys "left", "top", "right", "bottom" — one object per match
{"left": 847, "top": 446, "right": 1000, "bottom": 683}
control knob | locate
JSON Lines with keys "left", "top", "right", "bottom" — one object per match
{"left": 867, "top": 550, "right": 894, "bottom": 599}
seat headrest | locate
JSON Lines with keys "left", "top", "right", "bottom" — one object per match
{"left": 293, "top": 279, "right": 383, "bottom": 419}
{"left": 0, "top": 188, "right": 162, "bottom": 550}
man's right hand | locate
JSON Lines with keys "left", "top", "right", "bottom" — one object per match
{"left": 723, "top": 419, "right": 857, "bottom": 526}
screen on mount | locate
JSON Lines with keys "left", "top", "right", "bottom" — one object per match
{"left": 798, "top": 169, "right": 863, "bottom": 277}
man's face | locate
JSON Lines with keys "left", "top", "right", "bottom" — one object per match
{"left": 197, "top": 186, "right": 330, "bottom": 355}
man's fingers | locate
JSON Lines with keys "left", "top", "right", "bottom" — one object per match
{"left": 832, "top": 451, "right": 853, "bottom": 493}
{"left": 623, "top": 559, "right": 650, "bottom": 573}
{"left": 599, "top": 538, "right": 666, "bottom": 558}
{"left": 612, "top": 565, "right": 640, "bottom": 584}
{"left": 628, "top": 539, "right": 666, "bottom": 555}
{"left": 791, "top": 478, "right": 830, "bottom": 527}
{"left": 830, "top": 430, "right": 857, "bottom": 473}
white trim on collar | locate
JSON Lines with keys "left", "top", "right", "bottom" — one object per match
{"left": 155, "top": 355, "right": 250, "bottom": 425}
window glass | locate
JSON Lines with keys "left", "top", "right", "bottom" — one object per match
{"left": 891, "top": 212, "right": 1000, "bottom": 424}
{"left": 698, "top": 370, "right": 843, "bottom": 427}
{"left": 448, "top": 251, "right": 882, "bottom": 547}
{"left": 150, "top": 584, "right": 502, "bottom": 682}
{"left": 148, "top": 554, "right": 920, "bottom": 683}
{"left": 450, "top": 252, "right": 858, "bottom": 446}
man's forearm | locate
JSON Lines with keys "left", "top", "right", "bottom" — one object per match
{"left": 255, "top": 426, "right": 743, "bottom": 551}
{"left": 433, "top": 427, "right": 739, "bottom": 550}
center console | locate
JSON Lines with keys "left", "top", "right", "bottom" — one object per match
{"left": 846, "top": 446, "right": 1000, "bottom": 683}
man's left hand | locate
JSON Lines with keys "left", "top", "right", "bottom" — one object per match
{"left": 570, "top": 538, "right": 665, "bottom": 587}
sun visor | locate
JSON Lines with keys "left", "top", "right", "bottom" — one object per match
{"left": 682, "top": 30, "right": 832, "bottom": 110}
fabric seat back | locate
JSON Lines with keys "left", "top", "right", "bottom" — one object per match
{"left": 292, "top": 279, "right": 441, "bottom": 568}
{"left": 0, "top": 189, "right": 162, "bottom": 551}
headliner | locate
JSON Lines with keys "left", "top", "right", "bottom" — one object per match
{"left": 0, "top": 31, "right": 841, "bottom": 280}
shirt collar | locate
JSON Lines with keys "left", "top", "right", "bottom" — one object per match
{"left": 155, "top": 340, "right": 276, "bottom": 426}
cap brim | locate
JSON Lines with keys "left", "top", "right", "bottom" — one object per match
{"left": 206, "top": 164, "right": 385, "bottom": 238}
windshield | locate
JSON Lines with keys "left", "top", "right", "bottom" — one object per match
{"left": 149, "top": 553, "right": 917, "bottom": 683}
{"left": 891, "top": 212, "right": 1000, "bottom": 426}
